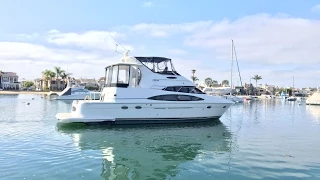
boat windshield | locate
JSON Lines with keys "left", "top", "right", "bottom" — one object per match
{"left": 105, "top": 65, "right": 130, "bottom": 88}
{"left": 135, "top": 57, "right": 180, "bottom": 76}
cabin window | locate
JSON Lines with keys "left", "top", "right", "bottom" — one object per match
{"left": 105, "top": 67, "right": 111, "bottom": 86}
{"left": 137, "top": 68, "right": 142, "bottom": 84}
{"left": 162, "top": 86, "right": 205, "bottom": 94}
{"left": 118, "top": 65, "right": 130, "bottom": 84}
{"left": 111, "top": 66, "right": 119, "bottom": 84}
{"left": 105, "top": 65, "right": 130, "bottom": 88}
{"left": 130, "top": 66, "right": 142, "bottom": 87}
{"left": 147, "top": 94, "right": 204, "bottom": 101}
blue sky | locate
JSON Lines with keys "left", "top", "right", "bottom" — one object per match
{"left": 0, "top": 0, "right": 320, "bottom": 87}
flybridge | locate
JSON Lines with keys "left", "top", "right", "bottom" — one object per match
{"left": 134, "top": 56, "right": 181, "bottom": 76}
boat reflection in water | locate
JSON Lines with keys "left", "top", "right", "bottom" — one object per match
{"left": 57, "top": 120, "right": 232, "bottom": 179}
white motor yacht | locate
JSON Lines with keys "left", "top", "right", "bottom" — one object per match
{"left": 56, "top": 51, "right": 234, "bottom": 124}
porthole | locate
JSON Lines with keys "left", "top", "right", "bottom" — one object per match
{"left": 135, "top": 106, "right": 142, "bottom": 109}
{"left": 121, "top": 106, "right": 128, "bottom": 109}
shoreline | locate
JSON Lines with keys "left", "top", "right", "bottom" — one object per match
{"left": 0, "top": 90, "right": 61, "bottom": 95}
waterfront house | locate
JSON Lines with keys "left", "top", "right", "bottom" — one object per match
{"left": 0, "top": 72, "right": 20, "bottom": 89}
{"left": 34, "top": 78, "right": 66, "bottom": 91}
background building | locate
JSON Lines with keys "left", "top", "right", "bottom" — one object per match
{"left": 0, "top": 72, "right": 19, "bottom": 89}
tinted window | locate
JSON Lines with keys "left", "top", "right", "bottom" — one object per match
{"left": 177, "top": 95, "right": 192, "bottom": 101}
{"left": 165, "top": 87, "right": 175, "bottom": 91}
{"left": 178, "top": 87, "right": 189, "bottom": 93}
{"left": 163, "top": 86, "right": 205, "bottom": 94}
{"left": 148, "top": 94, "right": 203, "bottom": 101}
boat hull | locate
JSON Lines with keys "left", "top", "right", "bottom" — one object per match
{"left": 57, "top": 93, "right": 101, "bottom": 100}
{"left": 56, "top": 101, "right": 232, "bottom": 124}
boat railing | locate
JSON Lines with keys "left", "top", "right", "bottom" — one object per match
{"left": 84, "top": 91, "right": 98, "bottom": 102}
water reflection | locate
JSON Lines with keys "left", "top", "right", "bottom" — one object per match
{"left": 57, "top": 121, "right": 232, "bottom": 180}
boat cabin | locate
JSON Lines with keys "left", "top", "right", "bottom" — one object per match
{"left": 135, "top": 57, "right": 180, "bottom": 76}
{"left": 104, "top": 56, "right": 181, "bottom": 88}
{"left": 104, "top": 63, "right": 142, "bottom": 88}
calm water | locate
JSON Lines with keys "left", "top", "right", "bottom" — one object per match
{"left": 0, "top": 94, "right": 320, "bottom": 180}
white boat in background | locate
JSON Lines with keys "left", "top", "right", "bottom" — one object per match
{"left": 198, "top": 81, "right": 232, "bottom": 96}
{"left": 280, "top": 91, "right": 289, "bottom": 99}
{"left": 56, "top": 51, "right": 234, "bottom": 124}
{"left": 222, "top": 95, "right": 244, "bottom": 103}
{"left": 244, "top": 95, "right": 252, "bottom": 100}
{"left": 287, "top": 96, "right": 297, "bottom": 101}
{"left": 49, "top": 79, "right": 100, "bottom": 100}
{"left": 306, "top": 88, "right": 320, "bottom": 105}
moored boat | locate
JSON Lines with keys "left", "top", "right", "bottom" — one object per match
{"left": 56, "top": 51, "right": 234, "bottom": 124}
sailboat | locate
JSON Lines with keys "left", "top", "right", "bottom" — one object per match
{"left": 287, "top": 76, "right": 297, "bottom": 101}
{"left": 222, "top": 40, "right": 244, "bottom": 103}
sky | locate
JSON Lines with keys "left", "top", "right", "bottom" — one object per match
{"left": 0, "top": 0, "right": 320, "bottom": 88}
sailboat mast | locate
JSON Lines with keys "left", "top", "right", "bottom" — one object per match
{"left": 293, "top": 76, "right": 295, "bottom": 96}
{"left": 231, "top": 40, "right": 233, "bottom": 90}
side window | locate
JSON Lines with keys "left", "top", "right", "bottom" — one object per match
{"left": 177, "top": 95, "right": 192, "bottom": 101}
{"left": 105, "top": 67, "right": 110, "bottom": 86}
{"left": 137, "top": 68, "right": 142, "bottom": 85}
{"left": 178, "top": 87, "right": 189, "bottom": 93}
{"left": 162, "top": 95, "right": 178, "bottom": 101}
{"left": 111, "top": 66, "right": 119, "bottom": 84}
{"left": 148, "top": 94, "right": 203, "bottom": 101}
{"left": 165, "top": 87, "right": 175, "bottom": 91}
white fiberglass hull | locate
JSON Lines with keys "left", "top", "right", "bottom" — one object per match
{"left": 57, "top": 93, "right": 101, "bottom": 100}
{"left": 56, "top": 100, "right": 232, "bottom": 124}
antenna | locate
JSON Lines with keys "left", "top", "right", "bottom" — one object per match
{"left": 108, "top": 34, "right": 128, "bottom": 53}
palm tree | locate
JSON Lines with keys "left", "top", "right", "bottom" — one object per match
{"left": 61, "top": 72, "right": 73, "bottom": 87}
{"left": 222, "top": 80, "right": 229, "bottom": 86}
{"left": 61, "top": 72, "right": 72, "bottom": 80}
{"left": 42, "top": 70, "right": 56, "bottom": 90}
{"left": 54, "top": 66, "right": 65, "bottom": 79}
{"left": 191, "top": 69, "right": 198, "bottom": 83}
{"left": 191, "top": 76, "right": 199, "bottom": 83}
{"left": 252, "top": 75, "right": 262, "bottom": 87}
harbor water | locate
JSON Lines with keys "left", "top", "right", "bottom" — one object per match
{"left": 0, "top": 94, "right": 319, "bottom": 180}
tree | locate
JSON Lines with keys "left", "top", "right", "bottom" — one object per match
{"left": 205, "top": 78, "right": 213, "bottom": 87}
{"left": 191, "top": 76, "right": 199, "bottom": 83}
{"left": 54, "top": 66, "right": 65, "bottom": 79}
{"left": 61, "top": 72, "right": 72, "bottom": 80}
{"left": 23, "top": 81, "right": 34, "bottom": 88}
{"left": 252, "top": 75, "right": 262, "bottom": 87}
{"left": 222, "top": 80, "right": 229, "bottom": 86}
{"left": 42, "top": 70, "right": 56, "bottom": 90}
{"left": 191, "top": 69, "right": 198, "bottom": 83}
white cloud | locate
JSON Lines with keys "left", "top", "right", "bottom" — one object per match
{"left": 142, "top": 1, "right": 154, "bottom": 7}
{"left": 47, "top": 30, "right": 133, "bottom": 51}
{"left": 1, "top": 13, "right": 320, "bottom": 87}
{"left": 131, "top": 14, "right": 320, "bottom": 65}
{"left": 0, "top": 41, "right": 121, "bottom": 79}
{"left": 184, "top": 14, "right": 320, "bottom": 65}
{"left": 311, "top": 4, "right": 320, "bottom": 12}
